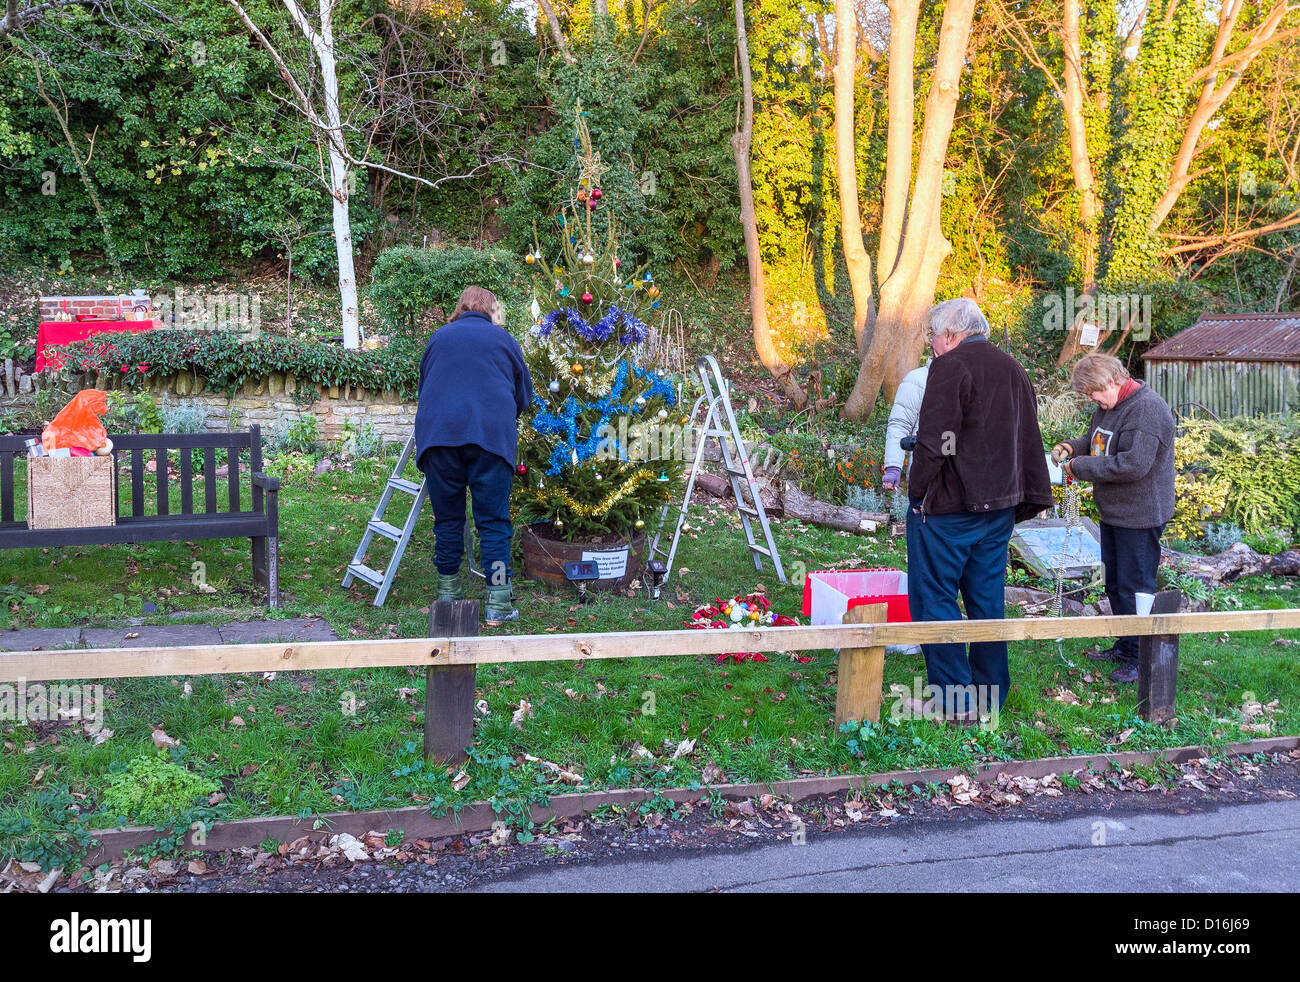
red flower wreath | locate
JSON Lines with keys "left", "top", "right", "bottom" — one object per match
{"left": 683, "top": 592, "right": 809, "bottom": 664}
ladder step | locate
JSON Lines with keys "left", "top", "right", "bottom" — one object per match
{"left": 736, "top": 504, "right": 759, "bottom": 517}
{"left": 368, "top": 520, "right": 404, "bottom": 541}
{"left": 346, "top": 562, "right": 385, "bottom": 588}
{"left": 748, "top": 544, "right": 772, "bottom": 557}
{"left": 388, "top": 477, "right": 422, "bottom": 495}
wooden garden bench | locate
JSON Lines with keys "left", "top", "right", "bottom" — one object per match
{"left": 0, "top": 425, "right": 280, "bottom": 607}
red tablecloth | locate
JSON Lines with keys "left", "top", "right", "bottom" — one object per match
{"left": 36, "top": 319, "right": 157, "bottom": 372}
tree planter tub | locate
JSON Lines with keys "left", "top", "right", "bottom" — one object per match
{"left": 520, "top": 524, "right": 646, "bottom": 591}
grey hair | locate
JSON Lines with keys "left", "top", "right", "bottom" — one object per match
{"left": 929, "top": 298, "right": 990, "bottom": 339}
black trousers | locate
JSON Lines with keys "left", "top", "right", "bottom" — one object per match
{"left": 1100, "top": 522, "right": 1164, "bottom": 663}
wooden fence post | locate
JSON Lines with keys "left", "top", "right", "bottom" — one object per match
{"left": 1137, "top": 589, "right": 1182, "bottom": 723}
{"left": 835, "top": 602, "right": 888, "bottom": 727}
{"left": 424, "top": 599, "right": 478, "bottom": 764}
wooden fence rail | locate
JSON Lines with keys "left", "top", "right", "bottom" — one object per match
{"left": 3, "top": 606, "right": 1296, "bottom": 685}
{"left": 4, "top": 602, "right": 1297, "bottom": 760}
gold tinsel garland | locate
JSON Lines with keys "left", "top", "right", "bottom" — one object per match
{"left": 531, "top": 466, "right": 662, "bottom": 517}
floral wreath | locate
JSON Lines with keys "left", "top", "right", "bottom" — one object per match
{"left": 684, "top": 592, "right": 811, "bottom": 664}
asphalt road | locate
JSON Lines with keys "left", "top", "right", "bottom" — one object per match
{"left": 468, "top": 798, "right": 1300, "bottom": 892}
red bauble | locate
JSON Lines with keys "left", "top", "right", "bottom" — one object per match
{"left": 581, "top": 292, "right": 594, "bottom": 304}
{"left": 586, "top": 198, "right": 596, "bottom": 210}
{"left": 591, "top": 189, "right": 603, "bottom": 200}
{"left": 516, "top": 464, "right": 528, "bottom": 476}
{"left": 614, "top": 258, "right": 622, "bottom": 267}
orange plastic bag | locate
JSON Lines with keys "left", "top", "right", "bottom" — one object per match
{"left": 42, "top": 389, "right": 109, "bottom": 453}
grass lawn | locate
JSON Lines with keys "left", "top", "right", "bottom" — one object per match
{"left": 2, "top": 447, "right": 1298, "bottom": 868}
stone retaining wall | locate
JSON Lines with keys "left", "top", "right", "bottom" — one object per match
{"left": 2, "top": 370, "right": 417, "bottom": 444}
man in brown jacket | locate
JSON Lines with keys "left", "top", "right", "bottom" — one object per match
{"left": 905, "top": 298, "right": 1053, "bottom": 726}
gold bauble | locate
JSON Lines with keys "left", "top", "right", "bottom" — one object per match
{"left": 571, "top": 363, "right": 584, "bottom": 375}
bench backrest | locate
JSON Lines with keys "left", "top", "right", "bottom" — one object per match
{"left": 0, "top": 425, "right": 265, "bottom": 525}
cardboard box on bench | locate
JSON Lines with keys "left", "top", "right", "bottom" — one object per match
{"left": 27, "top": 455, "right": 116, "bottom": 530}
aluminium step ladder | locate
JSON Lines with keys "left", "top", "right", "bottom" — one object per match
{"left": 646, "top": 354, "right": 785, "bottom": 594}
{"left": 342, "top": 433, "right": 482, "bottom": 607}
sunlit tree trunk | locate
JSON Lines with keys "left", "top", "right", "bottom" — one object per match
{"left": 834, "top": 0, "right": 875, "bottom": 355}
{"left": 842, "top": 0, "right": 974, "bottom": 419}
{"left": 733, "top": 0, "right": 806, "bottom": 408}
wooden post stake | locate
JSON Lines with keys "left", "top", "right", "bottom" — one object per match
{"left": 1137, "top": 589, "right": 1182, "bottom": 723}
{"left": 835, "top": 602, "right": 888, "bottom": 727}
{"left": 424, "top": 599, "right": 479, "bottom": 763}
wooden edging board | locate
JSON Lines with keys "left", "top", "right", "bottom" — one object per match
{"left": 4, "top": 607, "right": 1299, "bottom": 683}
{"left": 81, "top": 735, "right": 1300, "bottom": 866}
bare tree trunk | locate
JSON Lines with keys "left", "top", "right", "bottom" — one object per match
{"left": 834, "top": 0, "right": 875, "bottom": 355}
{"left": 843, "top": 0, "right": 974, "bottom": 419}
{"left": 30, "top": 57, "right": 122, "bottom": 278}
{"left": 292, "top": 0, "right": 360, "bottom": 348}
{"left": 733, "top": 0, "right": 806, "bottom": 408}
{"left": 875, "top": 0, "right": 919, "bottom": 283}
{"left": 537, "top": 0, "right": 576, "bottom": 63}
{"left": 1053, "top": 0, "right": 1101, "bottom": 367}
{"left": 1062, "top": 0, "right": 1099, "bottom": 293}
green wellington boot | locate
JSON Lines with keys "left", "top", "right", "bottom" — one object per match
{"left": 484, "top": 584, "right": 519, "bottom": 626}
{"left": 436, "top": 571, "right": 465, "bottom": 602}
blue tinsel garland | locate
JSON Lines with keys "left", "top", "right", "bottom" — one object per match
{"left": 534, "top": 305, "right": 648, "bottom": 346}
{"left": 530, "top": 359, "right": 677, "bottom": 475}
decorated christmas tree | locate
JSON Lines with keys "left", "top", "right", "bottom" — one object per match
{"left": 513, "top": 105, "right": 685, "bottom": 541}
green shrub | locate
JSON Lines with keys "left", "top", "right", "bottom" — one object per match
{"left": 55, "top": 330, "right": 424, "bottom": 400}
{"left": 845, "top": 486, "right": 886, "bottom": 512}
{"left": 1243, "top": 527, "right": 1293, "bottom": 555}
{"left": 100, "top": 753, "right": 218, "bottom": 826}
{"left": 1202, "top": 521, "right": 1244, "bottom": 554}
{"left": 338, "top": 419, "right": 384, "bottom": 461}
{"left": 161, "top": 397, "right": 207, "bottom": 434}
{"left": 1178, "top": 416, "right": 1300, "bottom": 536}
{"left": 105, "top": 390, "right": 164, "bottom": 434}
{"left": 369, "top": 244, "right": 527, "bottom": 342}
{"left": 270, "top": 412, "right": 321, "bottom": 456}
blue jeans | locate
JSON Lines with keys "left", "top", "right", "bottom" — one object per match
{"left": 420, "top": 445, "right": 513, "bottom": 584}
{"left": 906, "top": 503, "right": 1014, "bottom": 714}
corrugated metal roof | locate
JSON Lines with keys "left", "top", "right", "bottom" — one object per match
{"left": 1143, "top": 312, "right": 1300, "bottom": 362}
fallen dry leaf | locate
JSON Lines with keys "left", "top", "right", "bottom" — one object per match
{"left": 510, "top": 699, "right": 533, "bottom": 729}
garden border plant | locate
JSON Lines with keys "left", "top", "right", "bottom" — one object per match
{"left": 51, "top": 329, "right": 426, "bottom": 400}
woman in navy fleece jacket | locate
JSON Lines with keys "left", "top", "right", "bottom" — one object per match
{"left": 414, "top": 286, "right": 532, "bottom": 624}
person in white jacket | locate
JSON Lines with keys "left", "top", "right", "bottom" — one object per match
{"left": 881, "top": 363, "right": 929, "bottom": 490}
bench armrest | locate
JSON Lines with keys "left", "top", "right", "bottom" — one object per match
{"left": 251, "top": 471, "right": 279, "bottom": 529}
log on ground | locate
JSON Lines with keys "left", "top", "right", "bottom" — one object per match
{"left": 781, "top": 481, "right": 888, "bottom": 534}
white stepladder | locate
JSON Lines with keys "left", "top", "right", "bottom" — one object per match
{"left": 342, "top": 433, "right": 482, "bottom": 607}
{"left": 646, "top": 354, "right": 785, "bottom": 595}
